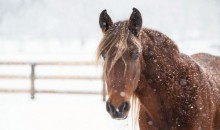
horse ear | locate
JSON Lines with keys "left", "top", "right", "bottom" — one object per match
{"left": 128, "top": 8, "right": 142, "bottom": 36}
{"left": 99, "top": 9, "right": 113, "bottom": 32}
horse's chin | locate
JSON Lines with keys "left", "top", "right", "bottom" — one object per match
{"left": 112, "top": 115, "right": 127, "bottom": 120}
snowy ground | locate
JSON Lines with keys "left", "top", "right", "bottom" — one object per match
{"left": 0, "top": 94, "right": 134, "bottom": 130}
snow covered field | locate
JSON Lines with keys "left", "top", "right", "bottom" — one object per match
{"left": 0, "top": 94, "right": 136, "bottom": 130}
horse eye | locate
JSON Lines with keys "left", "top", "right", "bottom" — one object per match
{"left": 101, "top": 52, "right": 106, "bottom": 60}
{"left": 131, "top": 51, "right": 140, "bottom": 60}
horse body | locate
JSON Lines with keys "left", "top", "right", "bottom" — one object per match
{"left": 97, "top": 8, "right": 220, "bottom": 130}
{"left": 135, "top": 29, "right": 220, "bottom": 130}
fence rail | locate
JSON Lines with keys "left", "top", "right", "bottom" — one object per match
{"left": 0, "top": 61, "right": 106, "bottom": 101}
{"left": 0, "top": 75, "right": 101, "bottom": 80}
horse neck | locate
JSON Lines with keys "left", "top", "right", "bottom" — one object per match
{"left": 135, "top": 29, "right": 198, "bottom": 125}
{"left": 134, "top": 29, "right": 181, "bottom": 123}
{"left": 137, "top": 28, "right": 181, "bottom": 91}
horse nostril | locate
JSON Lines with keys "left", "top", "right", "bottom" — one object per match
{"left": 106, "top": 101, "right": 114, "bottom": 114}
{"left": 119, "top": 101, "right": 130, "bottom": 113}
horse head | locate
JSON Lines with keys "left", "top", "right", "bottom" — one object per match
{"left": 97, "top": 8, "right": 143, "bottom": 119}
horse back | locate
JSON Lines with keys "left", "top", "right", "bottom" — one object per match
{"left": 190, "top": 53, "right": 220, "bottom": 129}
{"left": 191, "top": 53, "right": 220, "bottom": 80}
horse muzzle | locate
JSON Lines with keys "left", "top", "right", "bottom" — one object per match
{"left": 106, "top": 101, "right": 130, "bottom": 120}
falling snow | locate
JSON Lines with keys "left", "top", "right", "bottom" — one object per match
{"left": 179, "top": 79, "right": 187, "bottom": 86}
{"left": 148, "top": 121, "right": 153, "bottom": 125}
{"left": 120, "top": 92, "right": 126, "bottom": 97}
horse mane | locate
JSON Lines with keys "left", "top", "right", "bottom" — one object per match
{"left": 97, "top": 21, "right": 128, "bottom": 73}
{"left": 131, "top": 94, "right": 140, "bottom": 130}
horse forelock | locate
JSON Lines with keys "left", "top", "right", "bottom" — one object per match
{"left": 97, "top": 21, "right": 142, "bottom": 76}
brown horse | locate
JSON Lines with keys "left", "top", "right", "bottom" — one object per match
{"left": 97, "top": 8, "right": 220, "bottom": 130}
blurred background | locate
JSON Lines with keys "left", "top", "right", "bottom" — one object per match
{"left": 0, "top": 0, "right": 219, "bottom": 130}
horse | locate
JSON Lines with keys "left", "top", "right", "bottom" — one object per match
{"left": 97, "top": 8, "right": 220, "bottom": 130}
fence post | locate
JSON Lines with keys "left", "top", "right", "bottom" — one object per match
{"left": 102, "top": 74, "right": 106, "bottom": 101}
{"left": 31, "top": 64, "right": 36, "bottom": 99}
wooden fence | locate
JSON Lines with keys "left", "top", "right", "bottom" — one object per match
{"left": 0, "top": 61, "right": 106, "bottom": 101}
